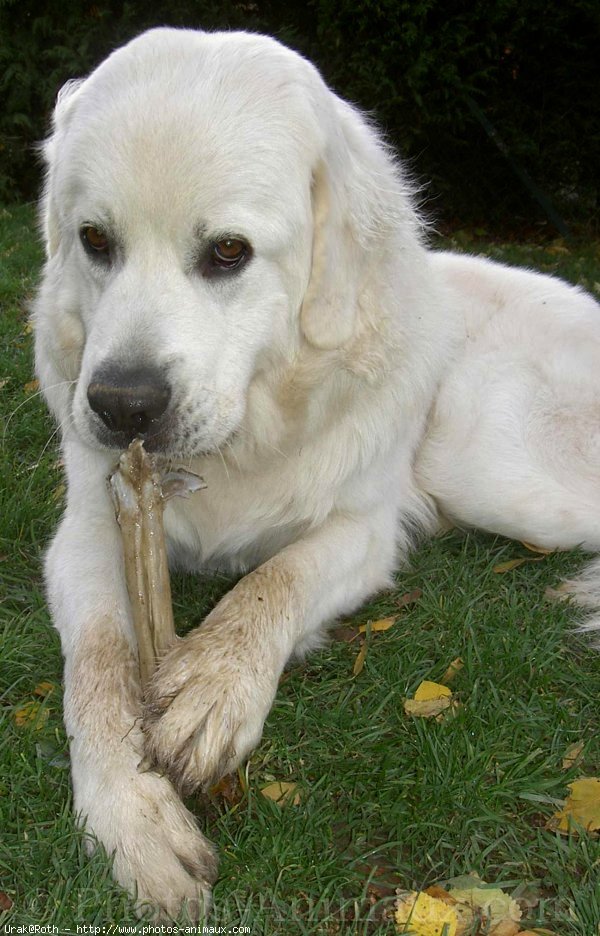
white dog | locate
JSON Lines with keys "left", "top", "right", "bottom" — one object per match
{"left": 33, "top": 26, "right": 600, "bottom": 919}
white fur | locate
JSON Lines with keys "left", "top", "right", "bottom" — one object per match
{"left": 33, "top": 26, "right": 600, "bottom": 920}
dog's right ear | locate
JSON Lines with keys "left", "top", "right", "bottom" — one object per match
{"left": 39, "top": 79, "right": 86, "bottom": 259}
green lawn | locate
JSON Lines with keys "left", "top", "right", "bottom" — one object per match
{"left": 1, "top": 203, "right": 599, "bottom": 934}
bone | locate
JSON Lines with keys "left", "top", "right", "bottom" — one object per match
{"left": 109, "top": 439, "right": 206, "bottom": 692}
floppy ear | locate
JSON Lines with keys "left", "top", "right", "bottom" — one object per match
{"left": 39, "top": 79, "right": 86, "bottom": 259}
{"left": 300, "top": 95, "right": 420, "bottom": 350}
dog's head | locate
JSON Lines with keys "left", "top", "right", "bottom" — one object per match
{"left": 34, "top": 27, "right": 420, "bottom": 457}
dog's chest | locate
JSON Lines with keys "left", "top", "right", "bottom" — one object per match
{"left": 163, "top": 452, "right": 321, "bottom": 574}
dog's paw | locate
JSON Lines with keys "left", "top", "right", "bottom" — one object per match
{"left": 79, "top": 766, "right": 217, "bottom": 921}
{"left": 143, "top": 623, "right": 278, "bottom": 792}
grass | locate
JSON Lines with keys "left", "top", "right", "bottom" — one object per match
{"left": 1, "top": 203, "right": 599, "bottom": 934}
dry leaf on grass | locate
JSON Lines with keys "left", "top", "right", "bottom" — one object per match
{"left": 441, "top": 657, "right": 464, "bottom": 684}
{"left": 488, "top": 923, "right": 520, "bottom": 936}
{"left": 395, "top": 890, "right": 458, "bottom": 935}
{"left": 448, "top": 884, "right": 521, "bottom": 929}
{"left": 404, "top": 680, "right": 458, "bottom": 720}
{"left": 0, "top": 891, "right": 13, "bottom": 911}
{"left": 519, "top": 542, "right": 555, "bottom": 555}
{"left": 34, "top": 680, "right": 55, "bottom": 698}
{"left": 492, "top": 541, "right": 554, "bottom": 575}
{"left": 493, "top": 556, "right": 546, "bottom": 573}
{"left": 562, "top": 741, "right": 584, "bottom": 771}
{"left": 353, "top": 640, "right": 368, "bottom": 676}
{"left": 353, "top": 616, "right": 400, "bottom": 674}
{"left": 14, "top": 700, "right": 48, "bottom": 729}
{"left": 23, "top": 379, "right": 39, "bottom": 394}
{"left": 413, "top": 681, "right": 453, "bottom": 702}
{"left": 424, "top": 886, "right": 457, "bottom": 905}
{"left": 519, "top": 930, "right": 555, "bottom": 936}
{"left": 518, "top": 930, "right": 557, "bottom": 935}
{"left": 260, "top": 781, "right": 301, "bottom": 806}
{"left": 359, "top": 616, "right": 397, "bottom": 634}
{"left": 396, "top": 588, "right": 423, "bottom": 608}
{"left": 391, "top": 872, "right": 544, "bottom": 935}
{"left": 548, "top": 777, "right": 600, "bottom": 834}
{"left": 210, "top": 773, "right": 245, "bottom": 807}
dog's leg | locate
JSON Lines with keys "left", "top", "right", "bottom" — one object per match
{"left": 45, "top": 453, "right": 217, "bottom": 920}
{"left": 144, "top": 508, "right": 396, "bottom": 793}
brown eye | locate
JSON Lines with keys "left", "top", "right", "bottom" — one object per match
{"left": 80, "top": 225, "right": 110, "bottom": 256}
{"left": 211, "top": 238, "right": 248, "bottom": 269}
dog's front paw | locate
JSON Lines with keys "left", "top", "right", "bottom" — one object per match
{"left": 79, "top": 764, "right": 217, "bottom": 921}
{"left": 143, "top": 623, "right": 278, "bottom": 792}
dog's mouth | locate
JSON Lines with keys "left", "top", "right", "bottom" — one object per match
{"left": 85, "top": 408, "right": 238, "bottom": 462}
{"left": 89, "top": 416, "right": 175, "bottom": 455}
{"left": 76, "top": 364, "right": 243, "bottom": 460}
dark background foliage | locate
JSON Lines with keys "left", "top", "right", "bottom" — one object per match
{"left": 0, "top": 0, "right": 598, "bottom": 229}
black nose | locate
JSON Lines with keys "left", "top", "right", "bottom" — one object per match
{"left": 87, "top": 366, "right": 171, "bottom": 439}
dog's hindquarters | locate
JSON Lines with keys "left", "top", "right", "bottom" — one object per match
{"left": 417, "top": 251, "right": 600, "bottom": 640}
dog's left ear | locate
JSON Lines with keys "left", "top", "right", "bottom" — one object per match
{"left": 39, "top": 79, "right": 86, "bottom": 259}
{"left": 300, "top": 95, "right": 419, "bottom": 350}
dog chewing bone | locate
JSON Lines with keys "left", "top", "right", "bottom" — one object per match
{"left": 109, "top": 439, "right": 206, "bottom": 691}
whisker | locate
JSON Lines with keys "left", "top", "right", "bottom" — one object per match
{"left": 22, "top": 421, "right": 64, "bottom": 498}
{"left": 222, "top": 436, "right": 242, "bottom": 474}
{"left": 234, "top": 423, "right": 290, "bottom": 461}
{"left": 2, "top": 379, "right": 76, "bottom": 448}
{"left": 215, "top": 442, "right": 231, "bottom": 483}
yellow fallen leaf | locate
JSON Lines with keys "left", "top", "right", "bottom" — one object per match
{"left": 562, "top": 741, "right": 584, "bottom": 771}
{"left": 441, "top": 657, "right": 464, "bottom": 684}
{"left": 52, "top": 483, "right": 66, "bottom": 502}
{"left": 23, "top": 379, "right": 39, "bottom": 394}
{"left": 359, "top": 616, "right": 396, "bottom": 634}
{"left": 395, "top": 891, "right": 458, "bottom": 935}
{"left": 404, "top": 697, "right": 454, "bottom": 718}
{"left": 34, "top": 681, "right": 55, "bottom": 698}
{"left": 453, "top": 904, "right": 476, "bottom": 935}
{"left": 519, "top": 931, "right": 557, "bottom": 936}
{"left": 424, "top": 886, "right": 456, "bottom": 905}
{"left": 493, "top": 556, "right": 545, "bottom": 573}
{"left": 260, "top": 781, "right": 301, "bottom": 806}
{"left": 404, "top": 682, "right": 457, "bottom": 720}
{"left": 520, "top": 541, "right": 555, "bottom": 555}
{"left": 448, "top": 886, "right": 521, "bottom": 928}
{"left": 549, "top": 777, "right": 600, "bottom": 834}
{"left": 353, "top": 640, "right": 368, "bottom": 676}
{"left": 415, "top": 681, "right": 453, "bottom": 701}
{"left": 489, "top": 922, "right": 520, "bottom": 936}
{"left": 14, "top": 700, "right": 49, "bottom": 729}
{"left": 423, "top": 888, "right": 476, "bottom": 934}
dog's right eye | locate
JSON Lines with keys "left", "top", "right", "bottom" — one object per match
{"left": 80, "top": 225, "right": 110, "bottom": 258}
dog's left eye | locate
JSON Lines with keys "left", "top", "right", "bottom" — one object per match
{"left": 210, "top": 238, "right": 250, "bottom": 271}
{"left": 80, "top": 225, "right": 110, "bottom": 258}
